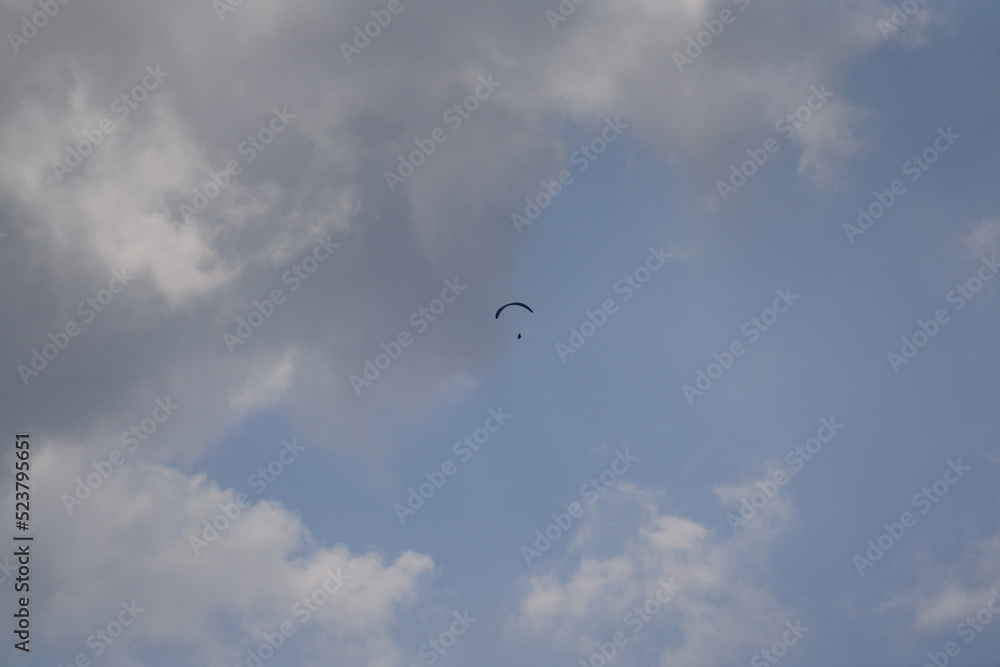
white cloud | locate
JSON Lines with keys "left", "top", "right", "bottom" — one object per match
{"left": 960, "top": 217, "right": 1000, "bottom": 258}
{"left": 795, "top": 100, "right": 872, "bottom": 190}
{"left": 227, "top": 349, "right": 297, "bottom": 415}
{"left": 16, "top": 443, "right": 434, "bottom": 666}
{"left": 510, "top": 484, "right": 800, "bottom": 666}
{"left": 880, "top": 532, "right": 1000, "bottom": 632}
{"left": 530, "top": 0, "right": 884, "bottom": 192}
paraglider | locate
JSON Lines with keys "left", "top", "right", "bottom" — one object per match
{"left": 495, "top": 302, "right": 533, "bottom": 339}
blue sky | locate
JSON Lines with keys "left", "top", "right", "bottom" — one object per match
{"left": 2, "top": 1, "right": 1000, "bottom": 666}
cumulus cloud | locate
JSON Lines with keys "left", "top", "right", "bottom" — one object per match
{"left": 509, "top": 483, "right": 800, "bottom": 666}
{"left": 3, "top": 443, "right": 434, "bottom": 666}
{"left": 0, "top": 0, "right": 897, "bottom": 462}
{"left": 0, "top": 6, "right": 925, "bottom": 662}
{"left": 0, "top": 2, "right": 984, "bottom": 665}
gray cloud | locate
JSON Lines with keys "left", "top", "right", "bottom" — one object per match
{"left": 0, "top": 0, "right": 897, "bottom": 462}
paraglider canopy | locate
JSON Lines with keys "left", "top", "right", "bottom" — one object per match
{"left": 494, "top": 302, "right": 533, "bottom": 319}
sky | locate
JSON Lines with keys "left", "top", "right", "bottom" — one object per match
{"left": 1, "top": 0, "right": 999, "bottom": 665}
